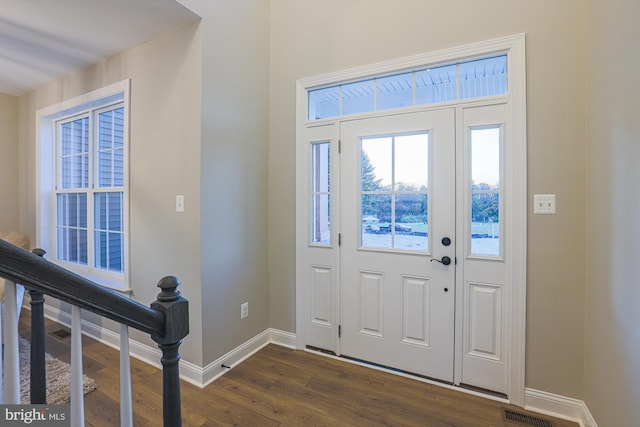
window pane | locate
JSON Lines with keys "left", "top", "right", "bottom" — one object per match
{"left": 97, "top": 107, "right": 125, "bottom": 188}
{"left": 394, "top": 133, "right": 428, "bottom": 191}
{"left": 60, "top": 117, "right": 89, "bottom": 189}
{"left": 312, "top": 194, "right": 330, "bottom": 244}
{"left": 377, "top": 72, "right": 413, "bottom": 110}
{"left": 311, "top": 142, "right": 330, "bottom": 244}
{"left": 95, "top": 192, "right": 106, "bottom": 230}
{"left": 56, "top": 192, "right": 88, "bottom": 265}
{"left": 416, "top": 64, "right": 457, "bottom": 104}
{"left": 108, "top": 232, "right": 123, "bottom": 271}
{"left": 361, "top": 193, "right": 392, "bottom": 249}
{"left": 471, "top": 128, "right": 500, "bottom": 188}
{"left": 471, "top": 194, "right": 500, "bottom": 256}
{"left": 108, "top": 192, "right": 123, "bottom": 231}
{"left": 460, "top": 55, "right": 507, "bottom": 99}
{"left": 95, "top": 231, "right": 107, "bottom": 269}
{"left": 342, "top": 80, "right": 374, "bottom": 116}
{"left": 394, "top": 194, "right": 428, "bottom": 250}
{"left": 94, "top": 191, "right": 124, "bottom": 272}
{"left": 470, "top": 127, "right": 501, "bottom": 256}
{"left": 308, "top": 86, "right": 340, "bottom": 120}
{"left": 362, "top": 137, "right": 391, "bottom": 190}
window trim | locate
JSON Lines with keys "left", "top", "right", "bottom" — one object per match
{"left": 36, "top": 79, "right": 131, "bottom": 292}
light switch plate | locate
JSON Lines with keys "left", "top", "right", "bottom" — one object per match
{"left": 533, "top": 194, "right": 556, "bottom": 214}
{"left": 176, "top": 195, "right": 185, "bottom": 212}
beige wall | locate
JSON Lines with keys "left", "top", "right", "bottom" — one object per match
{"left": 585, "top": 0, "right": 640, "bottom": 425}
{"left": 16, "top": 0, "right": 271, "bottom": 371}
{"left": 17, "top": 22, "right": 205, "bottom": 365}
{"left": 0, "top": 93, "right": 19, "bottom": 232}
{"left": 174, "top": 0, "right": 271, "bottom": 366}
{"left": 269, "top": 0, "right": 587, "bottom": 398}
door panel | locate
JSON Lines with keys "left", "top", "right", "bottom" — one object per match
{"left": 340, "top": 110, "right": 455, "bottom": 381}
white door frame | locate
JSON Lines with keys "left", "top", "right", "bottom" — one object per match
{"left": 295, "top": 34, "right": 527, "bottom": 406}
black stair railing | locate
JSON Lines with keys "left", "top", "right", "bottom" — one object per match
{"left": 0, "top": 238, "right": 189, "bottom": 427}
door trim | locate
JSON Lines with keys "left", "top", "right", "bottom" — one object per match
{"left": 295, "top": 34, "right": 527, "bottom": 406}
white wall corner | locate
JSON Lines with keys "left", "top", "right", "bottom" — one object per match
{"left": 525, "top": 388, "right": 598, "bottom": 427}
{"left": 200, "top": 328, "right": 297, "bottom": 387}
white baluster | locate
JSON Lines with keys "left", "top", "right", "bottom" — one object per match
{"left": 70, "top": 306, "right": 85, "bottom": 427}
{"left": 120, "top": 324, "right": 133, "bottom": 427}
{"left": 0, "top": 280, "right": 3, "bottom": 404}
{"left": 3, "top": 279, "right": 20, "bottom": 403}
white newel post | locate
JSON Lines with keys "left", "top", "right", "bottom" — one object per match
{"left": 71, "top": 306, "right": 85, "bottom": 427}
{"left": 120, "top": 324, "right": 133, "bottom": 427}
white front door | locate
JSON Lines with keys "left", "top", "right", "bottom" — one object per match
{"left": 340, "top": 109, "right": 456, "bottom": 381}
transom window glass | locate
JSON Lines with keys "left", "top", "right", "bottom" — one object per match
{"left": 309, "top": 54, "right": 507, "bottom": 120}
{"left": 361, "top": 133, "right": 429, "bottom": 251}
{"left": 55, "top": 104, "right": 126, "bottom": 273}
{"left": 470, "top": 126, "right": 501, "bottom": 256}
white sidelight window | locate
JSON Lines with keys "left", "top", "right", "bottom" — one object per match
{"left": 38, "top": 80, "right": 130, "bottom": 291}
{"left": 311, "top": 141, "right": 331, "bottom": 244}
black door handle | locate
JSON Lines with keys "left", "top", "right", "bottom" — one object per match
{"left": 431, "top": 256, "right": 452, "bottom": 266}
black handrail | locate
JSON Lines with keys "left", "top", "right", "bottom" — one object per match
{"left": 0, "top": 238, "right": 189, "bottom": 426}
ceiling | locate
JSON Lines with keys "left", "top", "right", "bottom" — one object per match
{"left": 0, "top": 0, "right": 200, "bottom": 96}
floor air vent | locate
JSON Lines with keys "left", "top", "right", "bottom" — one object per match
{"left": 50, "top": 329, "right": 72, "bottom": 339}
{"left": 503, "top": 409, "right": 554, "bottom": 427}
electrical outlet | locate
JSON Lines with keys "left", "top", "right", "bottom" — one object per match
{"left": 241, "top": 302, "right": 249, "bottom": 319}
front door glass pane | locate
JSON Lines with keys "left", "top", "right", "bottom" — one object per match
{"left": 361, "top": 133, "right": 429, "bottom": 251}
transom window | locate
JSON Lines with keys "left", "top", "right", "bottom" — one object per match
{"left": 308, "top": 54, "right": 507, "bottom": 120}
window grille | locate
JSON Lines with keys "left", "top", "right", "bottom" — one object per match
{"left": 308, "top": 54, "right": 507, "bottom": 120}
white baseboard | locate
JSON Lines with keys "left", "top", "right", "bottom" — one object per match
{"left": 525, "top": 388, "right": 597, "bottom": 427}
{"left": 40, "top": 304, "right": 297, "bottom": 388}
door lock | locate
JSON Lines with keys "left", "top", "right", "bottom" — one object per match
{"left": 431, "top": 256, "right": 452, "bottom": 266}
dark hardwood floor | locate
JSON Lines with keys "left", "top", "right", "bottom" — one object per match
{"left": 19, "top": 312, "right": 578, "bottom": 426}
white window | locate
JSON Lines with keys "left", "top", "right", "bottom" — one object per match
{"left": 308, "top": 54, "right": 507, "bottom": 120}
{"left": 311, "top": 141, "right": 331, "bottom": 244}
{"left": 37, "top": 80, "right": 130, "bottom": 291}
